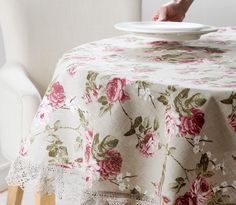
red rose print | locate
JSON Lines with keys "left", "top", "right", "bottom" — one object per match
{"left": 106, "top": 78, "right": 130, "bottom": 103}
{"left": 175, "top": 192, "right": 197, "bottom": 205}
{"left": 190, "top": 176, "right": 213, "bottom": 204}
{"left": 228, "top": 113, "right": 236, "bottom": 132}
{"left": 204, "top": 47, "right": 224, "bottom": 54}
{"left": 47, "top": 82, "right": 65, "bottom": 108}
{"left": 139, "top": 131, "right": 157, "bottom": 157}
{"left": 98, "top": 150, "right": 122, "bottom": 180}
{"left": 179, "top": 108, "right": 205, "bottom": 136}
{"left": 147, "top": 41, "right": 179, "bottom": 46}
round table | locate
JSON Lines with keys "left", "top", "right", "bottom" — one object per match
{"left": 7, "top": 27, "right": 236, "bottom": 205}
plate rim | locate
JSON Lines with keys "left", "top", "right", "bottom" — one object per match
{"left": 114, "top": 21, "right": 218, "bottom": 35}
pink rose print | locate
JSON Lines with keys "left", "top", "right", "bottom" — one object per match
{"left": 151, "top": 57, "right": 162, "bottom": 62}
{"left": 19, "top": 144, "right": 29, "bottom": 157}
{"left": 35, "top": 99, "right": 52, "bottom": 125}
{"left": 153, "top": 181, "right": 161, "bottom": 197}
{"left": 153, "top": 182, "right": 170, "bottom": 204}
{"left": 175, "top": 192, "right": 197, "bottom": 205}
{"left": 57, "top": 162, "right": 76, "bottom": 169}
{"left": 85, "top": 128, "right": 93, "bottom": 163}
{"left": 179, "top": 59, "right": 202, "bottom": 65}
{"left": 104, "top": 47, "right": 124, "bottom": 52}
{"left": 85, "top": 128, "right": 93, "bottom": 140}
{"left": 106, "top": 78, "right": 130, "bottom": 103}
{"left": 162, "top": 196, "right": 171, "bottom": 204}
{"left": 165, "top": 109, "right": 181, "bottom": 140}
{"left": 85, "top": 160, "right": 101, "bottom": 188}
{"left": 82, "top": 84, "right": 100, "bottom": 104}
{"left": 92, "top": 86, "right": 100, "bottom": 98}
{"left": 67, "top": 66, "right": 77, "bottom": 76}
{"left": 82, "top": 92, "right": 92, "bottom": 104}
{"left": 179, "top": 108, "right": 205, "bottom": 137}
{"left": 190, "top": 176, "right": 213, "bottom": 204}
{"left": 19, "top": 139, "right": 32, "bottom": 157}
{"left": 133, "top": 67, "right": 158, "bottom": 73}
{"left": 37, "top": 112, "right": 46, "bottom": 122}
{"left": 85, "top": 145, "right": 91, "bottom": 163}
{"left": 47, "top": 82, "right": 65, "bottom": 108}
{"left": 228, "top": 113, "right": 236, "bottom": 132}
{"left": 98, "top": 150, "right": 122, "bottom": 180}
{"left": 139, "top": 132, "right": 157, "bottom": 157}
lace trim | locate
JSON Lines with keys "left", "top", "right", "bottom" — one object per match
{"left": 81, "top": 191, "right": 158, "bottom": 205}
{"left": 7, "top": 157, "right": 159, "bottom": 204}
{"left": 6, "top": 156, "right": 85, "bottom": 198}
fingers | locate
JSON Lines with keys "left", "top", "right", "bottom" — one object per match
{"left": 152, "top": 7, "right": 167, "bottom": 22}
{"left": 168, "top": 14, "right": 185, "bottom": 22}
{"left": 152, "top": 1, "right": 187, "bottom": 22}
{"left": 152, "top": 12, "right": 185, "bottom": 22}
{"left": 152, "top": 11, "right": 159, "bottom": 21}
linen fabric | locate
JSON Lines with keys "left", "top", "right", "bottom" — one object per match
{"left": 7, "top": 28, "right": 236, "bottom": 205}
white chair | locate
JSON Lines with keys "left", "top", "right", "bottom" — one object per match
{"left": 0, "top": 0, "right": 141, "bottom": 204}
{"left": 0, "top": 0, "right": 141, "bottom": 164}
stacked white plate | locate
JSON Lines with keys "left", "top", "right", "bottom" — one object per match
{"left": 114, "top": 22, "right": 217, "bottom": 41}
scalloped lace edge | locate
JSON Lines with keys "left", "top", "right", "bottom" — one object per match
{"left": 6, "top": 157, "right": 159, "bottom": 205}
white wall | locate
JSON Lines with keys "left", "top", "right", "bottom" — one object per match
{"left": 142, "top": 0, "right": 236, "bottom": 26}
{"left": 0, "top": 27, "right": 5, "bottom": 67}
{"left": 0, "top": 1, "right": 235, "bottom": 69}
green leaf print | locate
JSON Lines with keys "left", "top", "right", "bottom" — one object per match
{"left": 178, "top": 88, "right": 190, "bottom": 99}
{"left": 157, "top": 95, "right": 169, "bottom": 106}
{"left": 47, "top": 137, "right": 69, "bottom": 164}
{"left": 153, "top": 118, "right": 159, "bottom": 131}
{"left": 209, "top": 190, "right": 230, "bottom": 204}
{"left": 195, "top": 153, "right": 210, "bottom": 176}
{"left": 124, "top": 128, "right": 136, "bottom": 136}
{"left": 98, "top": 96, "right": 108, "bottom": 105}
{"left": 185, "top": 93, "right": 207, "bottom": 108}
{"left": 133, "top": 116, "right": 143, "bottom": 128}
{"left": 170, "top": 177, "right": 186, "bottom": 193}
{"left": 221, "top": 98, "right": 234, "bottom": 105}
{"left": 54, "top": 120, "right": 61, "bottom": 131}
{"left": 92, "top": 134, "right": 119, "bottom": 161}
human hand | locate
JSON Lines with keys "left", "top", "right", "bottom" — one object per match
{"left": 152, "top": 0, "right": 193, "bottom": 22}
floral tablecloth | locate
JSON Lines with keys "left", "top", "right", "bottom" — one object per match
{"left": 7, "top": 27, "right": 236, "bottom": 205}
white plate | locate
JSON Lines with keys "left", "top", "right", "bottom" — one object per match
{"left": 114, "top": 21, "right": 218, "bottom": 40}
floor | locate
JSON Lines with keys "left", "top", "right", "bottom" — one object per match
{"left": 0, "top": 191, "right": 77, "bottom": 205}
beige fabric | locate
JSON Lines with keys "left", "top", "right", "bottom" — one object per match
{"left": 7, "top": 28, "right": 236, "bottom": 204}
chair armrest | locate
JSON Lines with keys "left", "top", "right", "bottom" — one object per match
{"left": 0, "top": 63, "right": 41, "bottom": 99}
{"left": 0, "top": 63, "right": 41, "bottom": 161}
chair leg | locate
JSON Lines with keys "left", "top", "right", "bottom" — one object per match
{"left": 6, "top": 186, "right": 24, "bottom": 205}
{"left": 35, "top": 193, "right": 55, "bottom": 205}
